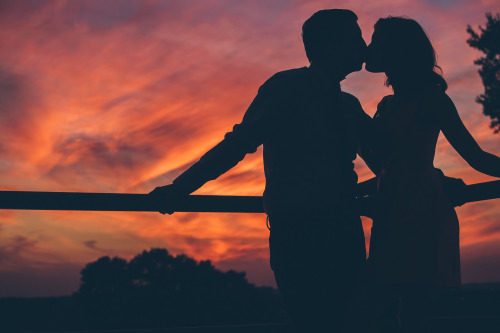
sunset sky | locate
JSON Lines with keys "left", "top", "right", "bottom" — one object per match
{"left": 0, "top": 0, "right": 499, "bottom": 297}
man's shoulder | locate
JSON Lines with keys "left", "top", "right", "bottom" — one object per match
{"left": 269, "top": 67, "right": 309, "bottom": 80}
{"left": 340, "top": 91, "right": 362, "bottom": 108}
{"left": 261, "top": 67, "right": 309, "bottom": 89}
{"left": 339, "top": 92, "right": 372, "bottom": 123}
{"left": 377, "top": 95, "right": 394, "bottom": 109}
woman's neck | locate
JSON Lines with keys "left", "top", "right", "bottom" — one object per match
{"left": 387, "top": 71, "right": 429, "bottom": 96}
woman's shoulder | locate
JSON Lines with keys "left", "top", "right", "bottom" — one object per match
{"left": 420, "top": 86, "right": 455, "bottom": 112}
{"left": 417, "top": 86, "right": 456, "bottom": 126}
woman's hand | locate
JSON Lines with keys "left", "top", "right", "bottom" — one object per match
{"left": 436, "top": 169, "right": 468, "bottom": 206}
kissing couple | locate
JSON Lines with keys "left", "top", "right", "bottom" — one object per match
{"left": 150, "top": 9, "right": 500, "bottom": 333}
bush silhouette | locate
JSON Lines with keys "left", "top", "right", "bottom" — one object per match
{"left": 73, "top": 248, "right": 283, "bottom": 329}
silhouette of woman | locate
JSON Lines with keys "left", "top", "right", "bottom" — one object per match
{"left": 363, "top": 17, "right": 500, "bottom": 332}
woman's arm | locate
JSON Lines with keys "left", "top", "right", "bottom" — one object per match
{"left": 435, "top": 93, "right": 500, "bottom": 177}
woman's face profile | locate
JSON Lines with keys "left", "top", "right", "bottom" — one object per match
{"left": 365, "top": 29, "right": 388, "bottom": 73}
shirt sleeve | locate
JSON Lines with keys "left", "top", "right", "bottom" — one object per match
{"left": 172, "top": 76, "right": 288, "bottom": 194}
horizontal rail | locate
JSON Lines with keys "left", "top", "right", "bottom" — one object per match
{"left": 0, "top": 192, "right": 264, "bottom": 213}
{"left": 0, "top": 180, "right": 498, "bottom": 215}
{"left": 461, "top": 179, "right": 500, "bottom": 204}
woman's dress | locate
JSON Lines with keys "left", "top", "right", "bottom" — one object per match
{"left": 368, "top": 88, "right": 461, "bottom": 288}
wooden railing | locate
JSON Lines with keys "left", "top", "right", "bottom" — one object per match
{"left": 0, "top": 180, "right": 498, "bottom": 216}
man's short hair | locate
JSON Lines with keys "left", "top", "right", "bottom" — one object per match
{"left": 302, "top": 9, "right": 358, "bottom": 63}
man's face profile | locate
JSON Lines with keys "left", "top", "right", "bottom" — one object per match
{"left": 319, "top": 21, "right": 366, "bottom": 77}
{"left": 337, "top": 22, "right": 367, "bottom": 74}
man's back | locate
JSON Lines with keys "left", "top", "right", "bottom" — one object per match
{"left": 172, "top": 65, "right": 369, "bottom": 216}
{"left": 257, "top": 66, "right": 367, "bottom": 214}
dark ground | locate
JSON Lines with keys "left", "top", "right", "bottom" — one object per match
{"left": 0, "top": 283, "right": 499, "bottom": 333}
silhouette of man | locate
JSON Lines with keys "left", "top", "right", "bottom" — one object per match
{"left": 150, "top": 9, "right": 374, "bottom": 332}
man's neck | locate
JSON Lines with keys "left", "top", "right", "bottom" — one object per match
{"left": 309, "top": 62, "right": 346, "bottom": 83}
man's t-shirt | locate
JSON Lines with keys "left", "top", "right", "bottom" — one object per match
{"left": 173, "top": 66, "right": 372, "bottom": 215}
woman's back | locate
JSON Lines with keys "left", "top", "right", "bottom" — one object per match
{"left": 372, "top": 87, "right": 442, "bottom": 175}
{"left": 369, "top": 87, "right": 461, "bottom": 288}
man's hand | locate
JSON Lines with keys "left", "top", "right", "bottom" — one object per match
{"left": 148, "top": 184, "right": 189, "bottom": 215}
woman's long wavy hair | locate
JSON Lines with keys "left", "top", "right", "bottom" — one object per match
{"left": 374, "top": 16, "right": 447, "bottom": 91}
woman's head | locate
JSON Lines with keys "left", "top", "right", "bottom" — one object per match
{"left": 365, "top": 16, "right": 447, "bottom": 91}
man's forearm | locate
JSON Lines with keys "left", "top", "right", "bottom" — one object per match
{"left": 170, "top": 78, "right": 276, "bottom": 194}
{"left": 172, "top": 162, "right": 212, "bottom": 195}
{"left": 172, "top": 136, "right": 252, "bottom": 195}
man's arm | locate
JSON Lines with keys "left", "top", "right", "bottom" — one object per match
{"left": 150, "top": 75, "right": 288, "bottom": 213}
{"left": 338, "top": 94, "right": 380, "bottom": 199}
{"left": 355, "top": 112, "right": 379, "bottom": 199}
{"left": 345, "top": 95, "right": 381, "bottom": 176}
{"left": 356, "top": 111, "right": 382, "bottom": 176}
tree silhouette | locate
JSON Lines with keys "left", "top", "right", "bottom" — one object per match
{"left": 73, "top": 248, "right": 283, "bottom": 329}
{"left": 467, "top": 13, "right": 500, "bottom": 133}
{"left": 78, "top": 256, "right": 130, "bottom": 296}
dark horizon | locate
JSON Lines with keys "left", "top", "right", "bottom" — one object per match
{"left": 0, "top": 248, "right": 499, "bottom": 333}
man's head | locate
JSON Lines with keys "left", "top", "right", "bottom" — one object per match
{"left": 302, "top": 9, "right": 366, "bottom": 77}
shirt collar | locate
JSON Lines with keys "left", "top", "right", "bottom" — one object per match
{"left": 308, "top": 63, "right": 342, "bottom": 94}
